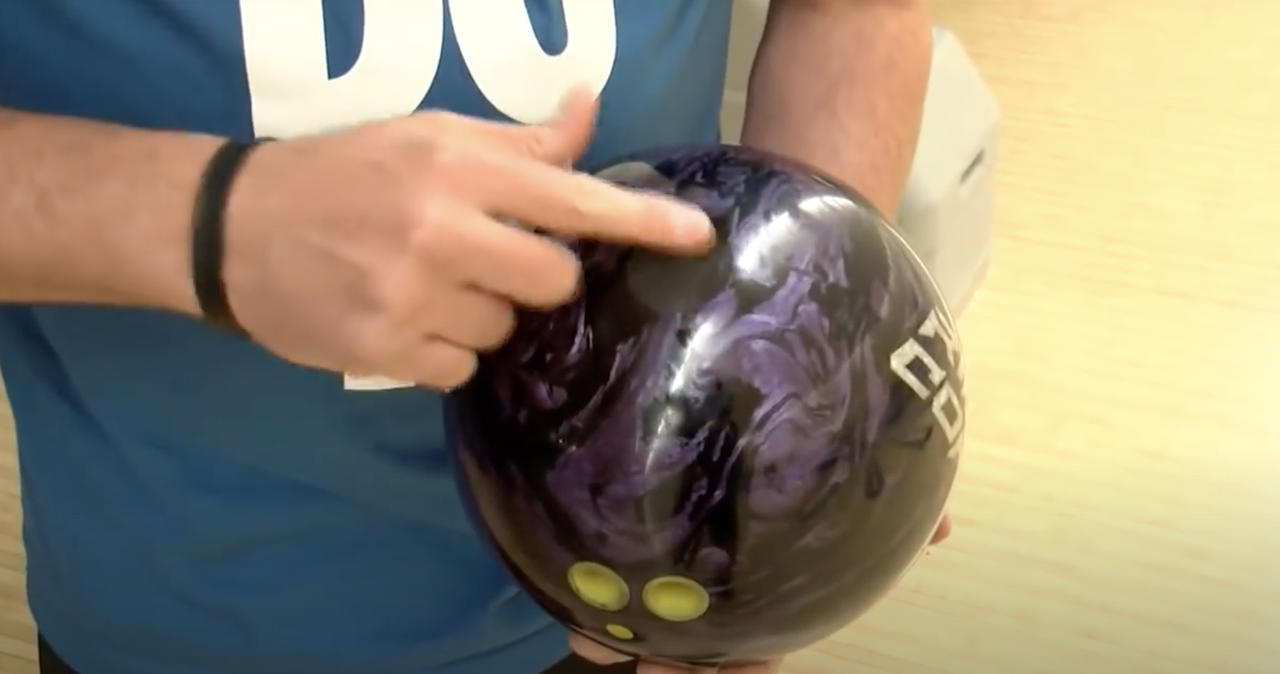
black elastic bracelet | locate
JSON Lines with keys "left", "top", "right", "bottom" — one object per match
{"left": 191, "top": 138, "right": 265, "bottom": 334}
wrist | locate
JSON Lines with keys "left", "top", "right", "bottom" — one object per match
{"left": 0, "top": 110, "right": 229, "bottom": 314}
{"left": 111, "top": 130, "right": 226, "bottom": 318}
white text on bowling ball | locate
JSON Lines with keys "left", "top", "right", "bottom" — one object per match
{"left": 888, "top": 308, "right": 964, "bottom": 458}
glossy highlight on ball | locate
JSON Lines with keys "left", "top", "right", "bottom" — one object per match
{"left": 450, "top": 143, "right": 965, "bottom": 667}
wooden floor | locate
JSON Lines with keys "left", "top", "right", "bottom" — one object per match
{"left": 3, "top": 2, "right": 1280, "bottom": 673}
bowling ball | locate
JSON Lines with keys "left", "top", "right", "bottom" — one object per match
{"left": 448, "top": 143, "right": 964, "bottom": 667}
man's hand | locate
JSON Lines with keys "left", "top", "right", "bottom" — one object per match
{"left": 568, "top": 513, "right": 952, "bottom": 673}
{"left": 570, "top": 633, "right": 782, "bottom": 674}
{"left": 222, "top": 89, "right": 713, "bottom": 389}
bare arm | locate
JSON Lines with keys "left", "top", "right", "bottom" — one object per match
{"left": 0, "top": 107, "right": 219, "bottom": 313}
{"left": 740, "top": 0, "right": 933, "bottom": 217}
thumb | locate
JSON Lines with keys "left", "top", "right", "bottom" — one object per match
{"left": 567, "top": 632, "right": 632, "bottom": 666}
{"left": 529, "top": 85, "right": 599, "bottom": 167}
{"left": 407, "top": 87, "right": 597, "bottom": 165}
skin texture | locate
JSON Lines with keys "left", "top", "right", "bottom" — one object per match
{"left": 568, "top": 0, "right": 940, "bottom": 671}
{"left": 0, "top": 90, "right": 714, "bottom": 390}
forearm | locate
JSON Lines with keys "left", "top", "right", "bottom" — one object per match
{"left": 740, "top": 0, "right": 932, "bottom": 217}
{"left": 0, "top": 107, "right": 219, "bottom": 313}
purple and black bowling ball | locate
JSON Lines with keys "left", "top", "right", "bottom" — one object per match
{"left": 448, "top": 144, "right": 965, "bottom": 667}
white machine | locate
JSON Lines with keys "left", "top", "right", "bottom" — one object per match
{"left": 720, "top": 8, "right": 999, "bottom": 316}
{"left": 900, "top": 28, "right": 999, "bottom": 315}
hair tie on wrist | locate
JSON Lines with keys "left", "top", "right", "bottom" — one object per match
{"left": 191, "top": 138, "right": 268, "bottom": 335}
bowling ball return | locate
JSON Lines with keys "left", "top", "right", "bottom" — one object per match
{"left": 449, "top": 144, "right": 966, "bottom": 667}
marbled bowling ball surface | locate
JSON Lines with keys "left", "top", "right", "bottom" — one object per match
{"left": 448, "top": 144, "right": 964, "bottom": 667}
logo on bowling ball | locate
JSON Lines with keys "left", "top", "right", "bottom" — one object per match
{"left": 890, "top": 307, "right": 965, "bottom": 458}
{"left": 450, "top": 144, "right": 964, "bottom": 666}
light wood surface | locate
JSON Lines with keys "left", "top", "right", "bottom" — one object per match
{"left": 1, "top": 2, "right": 1279, "bottom": 672}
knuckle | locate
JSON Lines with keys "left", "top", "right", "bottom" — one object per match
{"left": 565, "top": 187, "right": 607, "bottom": 224}
{"left": 347, "top": 317, "right": 397, "bottom": 369}
{"left": 349, "top": 278, "right": 415, "bottom": 366}
{"left": 518, "top": 126, "right": 556, "bottom": 158}
{"left": 407, "top": 198, "right": 456, "bottom": 257}
{"left": 414, "top": 110, "right": 466, "bottom": 141}
{"left": 424, "top": 109, "right": 464, "bottom": 126}
{"left": 422, "top": 139, "right": 470, "bottom": 176}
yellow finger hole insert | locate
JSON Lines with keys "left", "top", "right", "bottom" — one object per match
{"left": 567, "top": 561, "right": 630, "bottom": 612}
{"left": 604, "top": 623, "right": 635, "bottom": 640}
{"left": 642, "top": 575, "right": 710, "bottom": 622}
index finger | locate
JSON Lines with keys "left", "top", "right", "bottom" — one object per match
{"left": 474, "top": 152, "right": 715, "bottom": 254}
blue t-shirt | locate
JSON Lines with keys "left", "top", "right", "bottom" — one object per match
{"left": 0, "top": 2, "right": 732, "bottom": 673}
